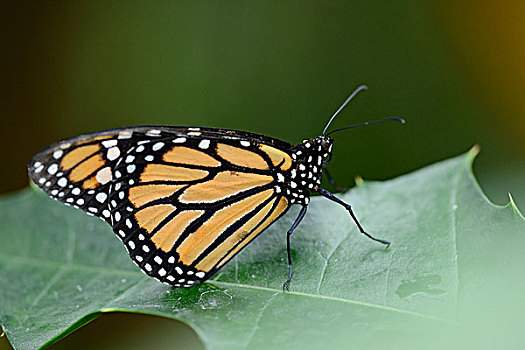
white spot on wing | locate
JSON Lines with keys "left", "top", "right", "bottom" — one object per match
{"left": 102, "top": 140, "right": 118, "bottom": 148}
{"left": 146, "top": 129, "right": 161, "bottom": 136}
{"left": 199, "top": 139, "right": 210, "bottom": 149}
{"left": 96, "top": 192, "right": 107, "bottom": 203}
{"left": 152, "top": 142, "right": 164, "bottom": 151}
{"left": 47, "top": 164, "right": 58, "bottom": 175}
{"left": 96, "top": 167, "right": 112, "bottom": 184}
{"left": 53, "top": 150, "right": 63, "bottom": 159}
{"left": 107, "top": 147, "right": 120, "bottom": 161}
{"left": 118, "top": 131, "right": 132, "bottom": 139}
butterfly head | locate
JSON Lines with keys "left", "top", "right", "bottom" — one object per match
{"left": 305, "top": 135, "right": 334, "bottom": 169}
{"left": 288, "top": 136, "right": 333, "bottom": 198}
{"left": 308, "top": 135, "right": 334, "bottom": 162}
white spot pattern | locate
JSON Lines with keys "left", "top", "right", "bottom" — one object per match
{"left": 47, "top": 164, "right": 58, "bottom": 175}
{"left": 96, "top": 167, "right": 112, "bottom": 184}
{"left": 95, "top": 192, "right": 107, "bottom": 203}
{"left": 102, "top": 140, "right": 118, "bottom": 148}
{"left": 53, "top": 150, "right": 63, "bottom": 159}
{"left": 199, "top": 140, "right": 210, "bottom": 149}
{"left": 57, "top": 178, "right": 67, "bottom": 187}
{"left": 107, "top": 147, "right": 120, "bottom": 161}
{"left": 152, "top": 142, "right": 164, "bottom": 151}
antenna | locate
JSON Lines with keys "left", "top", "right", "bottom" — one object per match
{"left": 322, "top": 85, "right": 368, "bottom": 136}
{"left": 325, "top": 117, "right": 405, "bottom": 136}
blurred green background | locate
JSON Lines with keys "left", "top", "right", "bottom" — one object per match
{"left": 1, "top": 1, "right": 523, "bottom": 349}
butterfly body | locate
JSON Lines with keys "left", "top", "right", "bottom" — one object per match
{"left": 29, "top": 126, "right": 335, "bottom": 287}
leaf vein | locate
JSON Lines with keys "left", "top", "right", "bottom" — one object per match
{"left": 211, "top": 281, "right": 448, "bottom": 322}
{"left": 316, "top": 232, "right": 349, "bottom": 294}
{"left": 243, "top": 292, "right": 278, "bottom": 347}
{"left": 21, "top": 265, "right": 67, "bottom": 322}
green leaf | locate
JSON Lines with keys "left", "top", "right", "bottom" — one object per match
{"left": 1, "top": 149, "right": 524, "bottom": 350}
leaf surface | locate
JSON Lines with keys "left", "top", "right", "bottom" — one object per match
{"left": 1, "top": 149, "right": 524, "bottom": 349}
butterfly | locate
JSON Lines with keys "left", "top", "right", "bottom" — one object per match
{"left": 28, "top": 85, "right": 404, "bottom": 290}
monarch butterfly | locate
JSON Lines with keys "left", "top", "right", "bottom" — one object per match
{"left": 28, "top": 85, "right": 404, "bottom": 290}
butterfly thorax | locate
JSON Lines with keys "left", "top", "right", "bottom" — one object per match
{"left": 283, "top": 136, "right": 333, "bottom": 205}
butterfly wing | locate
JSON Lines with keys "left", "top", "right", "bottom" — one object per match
{"left": 29, "top": 126, "right": 294, "bottom": 286}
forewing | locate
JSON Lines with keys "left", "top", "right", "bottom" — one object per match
{"left": 28, "top": 126, "right": 294, "bottom": 286}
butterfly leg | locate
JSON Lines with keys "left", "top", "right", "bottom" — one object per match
{"left": 283, "top": 205, "right": 308, "bottom": 292}
{"left": 317, "top": 188, "right": 390, "bottom": 246}
{"left": 322, "top": 166, "right": 349, "bottom": 193}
